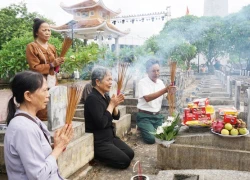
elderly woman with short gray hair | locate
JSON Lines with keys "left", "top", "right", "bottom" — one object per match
{"left": 84, "top": 67, "right": 134, "bottom": 169}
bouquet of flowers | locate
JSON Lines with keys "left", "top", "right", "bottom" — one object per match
{"left": 154, "top": 113, "right": 180, "bottom": 141}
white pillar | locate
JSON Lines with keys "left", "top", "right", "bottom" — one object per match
{"left": 115, "top": 37, "right": 120, "bottom": 57}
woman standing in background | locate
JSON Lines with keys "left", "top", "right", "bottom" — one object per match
{"left": 26, "top": 18, "right": 64, "bottom": 120}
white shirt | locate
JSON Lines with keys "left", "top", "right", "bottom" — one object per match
{"left": 137, "top": 76, "right": 166, "bottom": 112}
{"left": 4, "top": 110, "right": 63, "bottom": 180}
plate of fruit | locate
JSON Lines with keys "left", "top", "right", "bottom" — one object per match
{"left": 211, "top": 119, "right": 249, "bottom": 137}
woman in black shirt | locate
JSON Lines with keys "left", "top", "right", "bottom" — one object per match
{"left": 84, "top": 67, "right": 134, "bottom": 169}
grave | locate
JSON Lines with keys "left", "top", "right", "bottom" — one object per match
{"left": 157, "top": 74, "right": 250, "bottom": 173}
{"left": 47, "top": 86, "right": 94, "bottom": 178}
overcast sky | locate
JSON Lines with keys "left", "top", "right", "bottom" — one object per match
{"left": 1, "top": 0, "right": 250, "bottom": 44}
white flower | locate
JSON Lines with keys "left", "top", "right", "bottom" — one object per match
{"left": 167, "top": 116, "right": 174, "bottom": 121}
{"left": 70, "top": 55, "right": 75, "bottom": 59}
{"left": 156, "top": 126, "right": 164, "bottom": 134}
{"left": 162, "top": 122, "right": 171, "bottom": 127}
{"left": 166, "top": 116, "right": 174, "bottom": 123}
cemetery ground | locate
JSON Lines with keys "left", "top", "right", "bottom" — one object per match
{"left": 69, "top": 79, "right": 200, "bottom": 180}
{"left": 1, "top": 73, "right": 250, "bottom": 180}
{"left": 0, "top": 76, "right": 198, "bottom": 180}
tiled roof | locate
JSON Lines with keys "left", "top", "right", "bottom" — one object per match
{"left": 51, "top": 19, "right": 128, "bottom": 35}
{"left": 67, "top": 0, "right": 96, "bottom": 9}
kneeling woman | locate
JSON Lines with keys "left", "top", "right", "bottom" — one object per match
{"left": 84, "top": 67, "right": 134, "bottom": 169}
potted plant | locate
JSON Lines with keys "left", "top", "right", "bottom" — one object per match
{"left": 153, "top": 113, "right": 180, "bottom": 147}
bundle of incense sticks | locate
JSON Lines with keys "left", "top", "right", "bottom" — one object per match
{"left": 65, "top": 84, "right": 83, "bottom": 124}
{"left": 117, "top": 62, "right": 129, "bottom": 95}
{"left": 168, "top": 61, "right": 177, "bottom": 115}
{"left": 55, "top": 37, "right": 72, "bottom": 73}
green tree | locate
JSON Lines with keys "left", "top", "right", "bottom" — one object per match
{"left": 144, "top": 35, "right": 159, "bottom": 54}
{"left": 0, "top": 32, "right": 62, "bottom": 79}
{"left": 170, "top": 41, "right": 197, "bottom": 70}
{"left": 223, "top": 5, "right": 250, "bottom": 70}
{"left": 0, "top": 3, "right": 36, "bottom": 49}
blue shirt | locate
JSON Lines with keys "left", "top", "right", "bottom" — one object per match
{"left": 4, "top": 110, "right": 63, "bottom": 180}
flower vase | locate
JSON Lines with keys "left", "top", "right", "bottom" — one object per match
{"left": 155, "top": 137, "right": 175, "bottom": 147}
{"left": 161, "top": 139, "right": 175, "bottom": 147}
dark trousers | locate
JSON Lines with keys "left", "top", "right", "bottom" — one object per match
{"left": 94, "top": 137, "right": 134, "bottom": 169}
{"left": 136, "top": 112, "right": 164, "bottom": 144}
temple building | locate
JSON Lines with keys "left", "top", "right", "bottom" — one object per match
{"left": 51, "top": 0, "right": 130, "bottom": 53}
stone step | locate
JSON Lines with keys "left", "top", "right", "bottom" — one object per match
{"left": 196, "top": 87, "right": 225, "bottom": 92}
{"left": 74, "top": 107, "right": 84, "bottom": 119}
{"left": 209, "top": 99, "right": 234, "bottom": 106}
{"left": 196, "top": 93, "right": 229, "bottom": 97}
{"left": 200, "top": 82, "right": 222, "bottom": 85}
{"left": 198, "top": 85, "right": 224, "bottom": 88}
{"left": 157, "top": 143, "right": 250, "bottom": 172}
{"left": 73, "top": 117, "right": 85, "bottom": 122}
{"left": 58, "top": 133, "right": 94, "bottom": 178}
{"left": 155, "top": 170, "right": 250, "bottom": 180}
{"left": 112, "top": 114, "right": 131, "bottom": 138}
{"left": 74, "top": 105, "right": 127, "bottom": 119}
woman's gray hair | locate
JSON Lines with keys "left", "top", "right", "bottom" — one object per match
{"left": 91, "top": 67, "right": 110, "bottom": 86}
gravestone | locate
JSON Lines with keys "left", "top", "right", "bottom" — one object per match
{"left": 0, "top": 90, "right": 12, "bottom": 123}
{"left": 47, "top": 86, "right": 67, "bottom": 131}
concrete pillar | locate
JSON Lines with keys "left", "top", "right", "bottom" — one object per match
{"left": 133, "top": 79, "right": 136, "bottom": 98}
{"left": 227, "top": 76, "right": 230, "bottom": 94}
{"left": 229, "top": 80, "right": 233, "bottom": 98}
{"left": 235, "top": 81, "right": 241, "bottom": 110}
{"left": 115, "top": 37, "right": 120, "bottom": 56}
{"left": 247, "top": 88, "right": 250, "bottom": 129}
{"left": 248, "top": 71, "right": 250, "bottom": 76}
{"left": 222, "top": 72, "right": 225, "bottom": 85}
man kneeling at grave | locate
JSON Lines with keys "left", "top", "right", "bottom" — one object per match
{"left": 137, "top": 59, "right": 171, "bottom": 144}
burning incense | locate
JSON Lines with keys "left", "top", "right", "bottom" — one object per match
{"left": 65, "top": 84, "right": 83, "bottom": 124}
{"left": 117, "top": 62, "right": 129, "bottom": 95}
{"left": 168, "top": 61, "right": 177, "bottom": 115}
{"left": 55, "top": 37, "right": 72, "bottom": 73}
